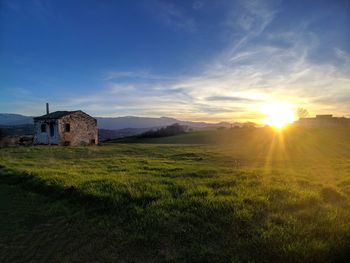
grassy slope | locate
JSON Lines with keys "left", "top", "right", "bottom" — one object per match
{"left": 1, "top": 126, "right": 350, "bottom": 262}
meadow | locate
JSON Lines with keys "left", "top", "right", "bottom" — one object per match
{"left": 1, "top": 126, "right": 350, "bottom": 262}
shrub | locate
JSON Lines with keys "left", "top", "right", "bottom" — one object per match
{"left": 139, "top": 123, "right": 187, "bottom": 138}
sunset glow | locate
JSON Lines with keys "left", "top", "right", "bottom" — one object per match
{"left": 261, "top": 103, "right": 296, "bottom": 129}
{"left": 1, "top": 1, "right": 349, "bottom": 119}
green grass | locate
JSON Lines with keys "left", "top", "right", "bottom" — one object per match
{"left": 1, "top": 126, "right": 350, "bottom": 262}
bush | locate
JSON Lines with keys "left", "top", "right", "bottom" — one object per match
{"left": 139, "top": 123, "right": 187, "bottom": 138}
{"left": 0, "top": 128, "right": 6, "bottom": 139}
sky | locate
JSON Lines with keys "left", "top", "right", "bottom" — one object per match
{"left": 0, "top": 0, "right": 349, "bottom": 122}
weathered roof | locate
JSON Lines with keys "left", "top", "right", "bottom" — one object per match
{"left": 33, "top": 110, "right": 82, "bottom": 121}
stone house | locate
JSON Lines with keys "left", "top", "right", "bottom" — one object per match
{"left": 33, "top": 105, "right": 98, "bottom": 146}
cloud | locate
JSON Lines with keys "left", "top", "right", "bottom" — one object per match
{"left": 149, "top": 0, "right": 197, "bottom": 32}
{"left": 222, "top": 0, "right": 279, "bottom": 54}
{"left": 335, "top": 48, "right": 350, "bottom": 66}
{"left": 105, "top": 70, "right": 178, "bottom": 81}
{"left": 206, "top": 96, "right": 258, "bottom": 102}
{"left": 58, "top": 26, "right": 349, "bottom": 120}
{"left": 7, "top": 1, "right": 349, "bottom": 121}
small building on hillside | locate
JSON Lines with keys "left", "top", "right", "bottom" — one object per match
{"left": 33, "top": 104, "right": 98, "bottom": 146}
{"left": 296, "top": 114, "right": 349, "bottom": 127}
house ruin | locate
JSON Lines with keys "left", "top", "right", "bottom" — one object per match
{"left": 33, "top": 104, "right": 98, "bottom": 146}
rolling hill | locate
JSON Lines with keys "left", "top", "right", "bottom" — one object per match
{"left": 0, "top": 113, "right": 235, "bottom": 130}
{"left": 1, "top": 126, "right": 349, "bottom": 262}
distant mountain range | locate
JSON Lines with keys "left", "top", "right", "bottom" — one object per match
{"left": 0, "top": 113, "right": 238, "bottom": 130}
{"left": 0, "top": 114, "right": 34, "bottom": 125}
{"left": 96, "top": 116, "right": 236, "bottom": 130}
{"left": 0, "top": 113, "right": 240, "bottom": 140}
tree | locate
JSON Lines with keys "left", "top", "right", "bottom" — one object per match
{"left": 242, "top": 122, "right": 256, "bottom": 128}
{"left": 0, "top": 128, "right": 6, "bottom": 140}
{"left": 139, "top": 123, "right": 187, "bottom": 138}
{"left": 296, "top": 108, "right": 309, "bottom": 119}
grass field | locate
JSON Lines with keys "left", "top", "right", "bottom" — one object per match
{"left": 1, "top": 126, "right": 350, "bottom": 262}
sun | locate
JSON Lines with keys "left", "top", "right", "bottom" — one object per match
{"left": 260, "top": 102, "right": 296, "bottom": 129}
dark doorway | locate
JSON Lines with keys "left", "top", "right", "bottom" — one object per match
{"left": 50, "top": 123, "right": 54, "bottom": 137}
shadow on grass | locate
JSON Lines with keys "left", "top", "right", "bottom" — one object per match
{"left": 0, "top": 165, "right": 270, "bottom": 261}
{"left": 1, "top": 165, "right": 350, "bottom": 262}
{"left": 0, "top": 166, "right": 152, "bottom": 218}
{"left": 0, "top": 169, "right": 166, "bottom": 262}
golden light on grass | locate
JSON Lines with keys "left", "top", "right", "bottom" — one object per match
{"left": 261, "top": 102, "right": 296, "bottom": 129}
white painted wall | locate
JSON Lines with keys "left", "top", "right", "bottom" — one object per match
{"left": 33, "top": 120, "right": 59, "bottom": 144}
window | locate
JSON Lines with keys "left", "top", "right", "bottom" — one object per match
{"left": 90, "top": 139, "right": 96, "bottom": 144}
{"left": 41, "top": 124, "right": 46, "bottom": 133}
{"left": 65, "top": 123, "right": 70, "bottom": 132}
{"left": 50, "top": 123, "right": 54, "bottom": 137}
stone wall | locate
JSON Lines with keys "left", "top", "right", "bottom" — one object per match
{"left": 0, "top": 135, "right": 33, "bottom": 147}
{"left": 58, "top": 112, "right": 98, "bottom": 146}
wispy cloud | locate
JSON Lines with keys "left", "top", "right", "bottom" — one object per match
{"left": 335, "top": 47, "right": 350, "bottom": 65}
{"left": 105, "top": 70, "right": 179, "bottom": 81}
{"left": 44, "top": 25, "right": 349, "bottom": 121}
{"left": 206, "top": 96, "right": 259, "bottom": 102}
{"left": 223, "top": 0, "right": 279, "bottom": 54}
{"left": 7, "top": 1, "right": 349, "bottom": 121}
{"left": 148, "top": 0, "right": 197, "bottom": 32}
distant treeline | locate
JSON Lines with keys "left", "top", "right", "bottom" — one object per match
{"left": 0, "top": 124, "right": 34, "bottom": 137}
{"left": 138, "top": 123, "right": 188, "bottom": 138}
{"left": 0, "top": 125, "right": 34, "bottom": 147}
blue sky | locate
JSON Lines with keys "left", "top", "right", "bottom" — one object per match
{"left": 1, "top": 0, "right": 349, "bottom": 121}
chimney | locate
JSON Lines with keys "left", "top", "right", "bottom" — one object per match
{"left": 46, "top": 103, "right": 49, "bottom": 115}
